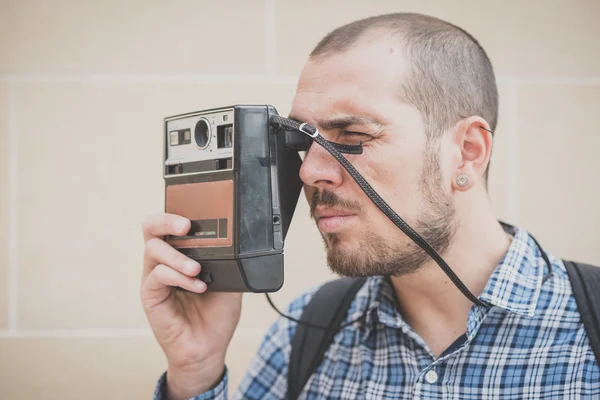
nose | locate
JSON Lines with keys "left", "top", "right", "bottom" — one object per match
{"left": 299, "top": 140, "right": 344, "bottom": 190}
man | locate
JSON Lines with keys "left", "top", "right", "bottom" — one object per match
{"left": 142, "top": 13, "right": 600, "bottom": 399}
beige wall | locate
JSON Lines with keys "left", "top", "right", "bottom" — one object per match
{"left": 0, "top": 0, "right": 599, "bottom": 398}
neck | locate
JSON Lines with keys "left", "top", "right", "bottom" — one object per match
{"left": 389, "top": 196, "right": 512, "bottom": 345}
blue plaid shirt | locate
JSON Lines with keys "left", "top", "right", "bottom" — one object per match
{"left": 154, "top": 225, "right": 600, "bottom": 399}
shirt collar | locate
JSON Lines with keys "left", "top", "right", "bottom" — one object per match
{"left": 477, "top": 224, "right": 548, "bottom": 317}
{"left": 363, "top": 275, "right": 405, "bottom": 331}
{"left": 362, "top": 224, "right": 549, "bottom": 332}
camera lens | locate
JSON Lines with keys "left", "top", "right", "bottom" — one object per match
{"left": 194, "top": 119, "right": 211, "bottom": 148}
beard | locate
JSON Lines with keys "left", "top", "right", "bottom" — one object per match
{"left": 310, "top": 141, "right": 457, "bottom": 278}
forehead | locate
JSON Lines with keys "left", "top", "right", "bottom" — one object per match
{"left": 290, "top": 36, "right": 411, "bottom": 125}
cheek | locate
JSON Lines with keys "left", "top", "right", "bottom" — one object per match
{"left": 438, "top": 140, "right": 459, "bottom": 188}
{"left": 357, "top": 149, "right": 418, "bottom": 193}
{"left": 353, "top": 149, "right": 425, "bottom": 221}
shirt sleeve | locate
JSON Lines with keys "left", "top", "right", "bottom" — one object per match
{"left": 231, "top": 286, "right": 322, "bottom": 400}
{"left": 153, "top": 368, "right": 228, "bottom": 400}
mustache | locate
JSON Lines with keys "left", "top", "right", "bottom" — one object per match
{"left": 309, "top": 189, "right": 363, "bottom": 219}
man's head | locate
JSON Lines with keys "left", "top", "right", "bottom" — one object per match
{"left": 289, "top": 13, "right": 498, "bottom": 277}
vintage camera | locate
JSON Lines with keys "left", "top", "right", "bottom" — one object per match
{"left": 163, "top": 105, "right": 309, "bottom": 292}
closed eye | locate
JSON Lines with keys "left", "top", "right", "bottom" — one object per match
{"left": 342, "top": 131, "right": 371, "bottom": 139}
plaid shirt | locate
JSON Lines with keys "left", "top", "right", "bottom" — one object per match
{"left": 154, "top": 225, "right": 600, "bottom": 399}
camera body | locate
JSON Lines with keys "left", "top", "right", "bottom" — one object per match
{"left": 163, "top": 105, "right": 304, "bottom": 292}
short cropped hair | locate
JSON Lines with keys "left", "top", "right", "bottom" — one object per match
{"left": 310, "top": 13, "right": 498, "bottom": 181}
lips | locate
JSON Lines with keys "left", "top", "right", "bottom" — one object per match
{"left": 315, "top": 207, "right": 357, "bottom": 233}
{"left": 315, "top": 207, "right": 355, "bottom": 220}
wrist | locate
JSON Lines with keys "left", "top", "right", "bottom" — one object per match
{"left": 166, "top": 362, "right": 225, "bottom": 400}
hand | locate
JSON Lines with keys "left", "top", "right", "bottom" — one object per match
{"left": 140, "top": 213, "right": 242, "bottom": 399}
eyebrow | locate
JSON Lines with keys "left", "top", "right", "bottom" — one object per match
{"left": 288, "top": 114, "right": 382, "bottom": 131}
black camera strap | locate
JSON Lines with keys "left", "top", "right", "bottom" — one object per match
{"left": 271, "top": 115, "right": 489, "bottom": 308}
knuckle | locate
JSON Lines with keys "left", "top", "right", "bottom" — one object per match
{"left": 139, "top": 282, "right": 148, "bottom": 300}
{"left": 146, "top": 237, "right": 163, "bottom": 255}
{"left": 153, "top": 264, "right": 172, "bottom": 282}
{"left": 143, "top": 242, "right": 153, "bottom": 259}
{"left": 176, "top": 253, "right": 190, "bottom": 268}
{"left": 162, "top": 213, "right": 179, "bottom": 228}
{"left": 142, "top": 213, "right": 172, "bottom": 237}
{"left": 158, "top": 216, "right": 172, "bottom": 232}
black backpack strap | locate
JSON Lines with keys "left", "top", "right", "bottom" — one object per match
{"left": 287, "top": 277, "right": 367, "bottom": 400}
{"left": 564, "top": 260, "right": 600, "bottom": 366}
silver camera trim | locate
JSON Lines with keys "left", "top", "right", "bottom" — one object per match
{"left": 164, "top": 108, "right": 235, "bottom": 179}
{"left": 194, "top": 117, "right": 212, "bottom": 150}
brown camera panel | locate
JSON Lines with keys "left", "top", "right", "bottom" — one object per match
{"left": 165, "top": 180, "right": 233, "bottom": 248}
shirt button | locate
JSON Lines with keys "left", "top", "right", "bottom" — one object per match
{"left": 425, "top": 369, "right": 438, "bottom": 384}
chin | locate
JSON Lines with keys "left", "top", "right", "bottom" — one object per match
{"left": 323, "top": 231, "right": 428, "bottom": 278}
{"left": 322, "top": 234, "right": 371, "bottom": 276}
{"left": 322, "top": 230, "right": 355, "bottom": 249}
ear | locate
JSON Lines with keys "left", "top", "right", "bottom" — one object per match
{"left": 451, "top": 117, "right": 493, "bottom": 191}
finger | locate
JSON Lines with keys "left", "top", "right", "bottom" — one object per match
{"left": 144, "top": 237, "right": 201, "bottom": 278}
{"left": 142, "top": 213, "right": 191, "bottom": 243}
{"left": 147, "top": 264, "right": 207, "bottom": 294}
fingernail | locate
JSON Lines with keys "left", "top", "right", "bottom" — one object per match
{"left": 174, "top": 219, "right": 188, "bottom": 233}
{"left": 194, "top": 279, "right": 206, "bottom": 290}
{"left": 184, "top": 260, "right": 199, "bottom": 273}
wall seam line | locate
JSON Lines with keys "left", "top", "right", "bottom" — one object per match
{"left": 508, "top": 79, "right": 519, "bottom": 223}
{"left": 0, "top": 74, "right": 597, "bottom": 85}
{"left": 7, "top": 82, "right": 18, "bottom": 332}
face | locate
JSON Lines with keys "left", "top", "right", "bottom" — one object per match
{"left": 289, "top": 36, "right": 458, "bottom": 277}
